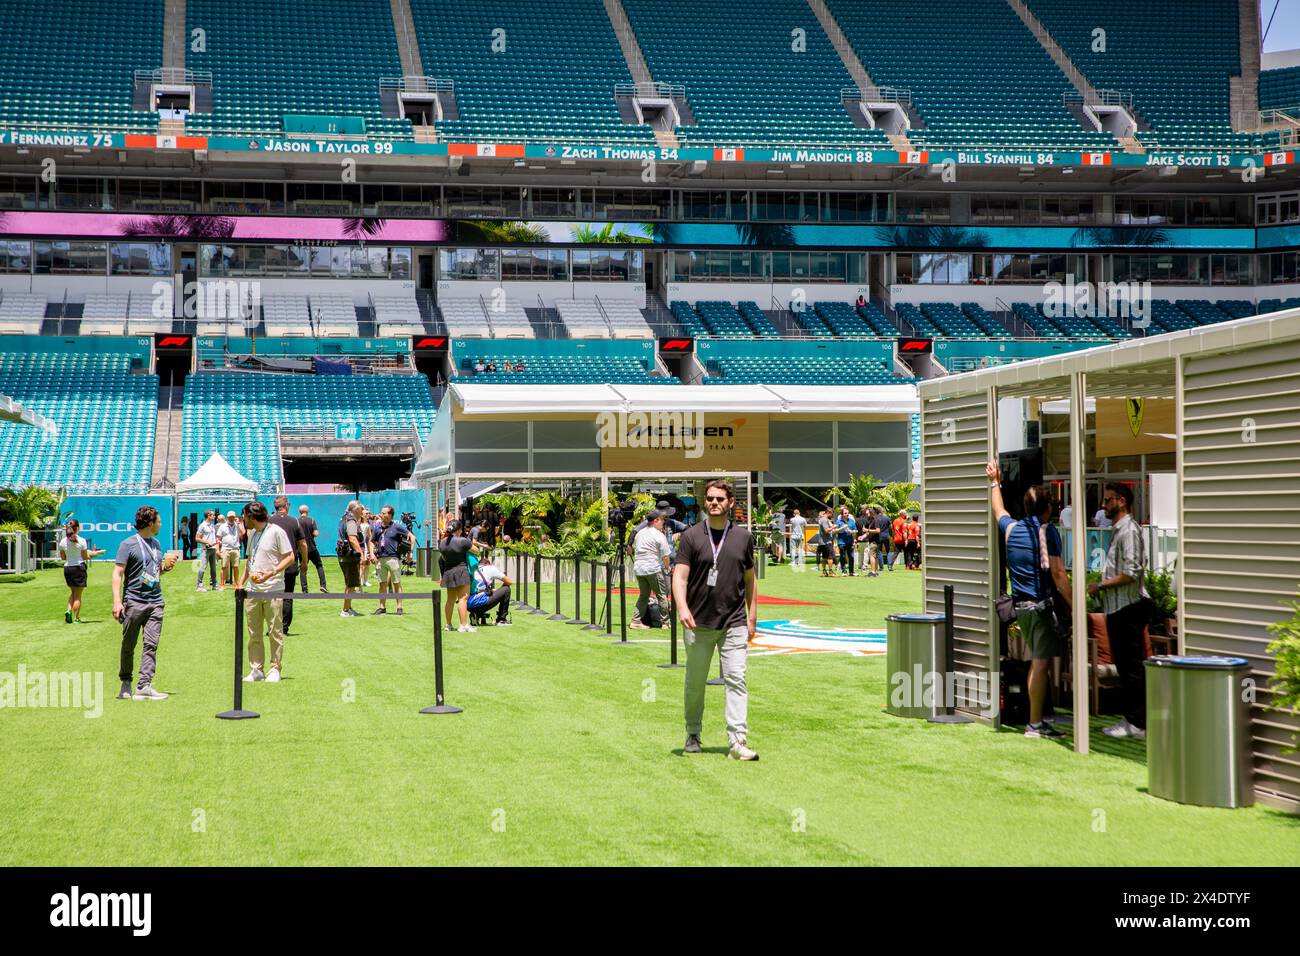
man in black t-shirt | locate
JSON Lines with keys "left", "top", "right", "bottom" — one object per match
{"left": 671, "top": 478, "right": 758, "bottom": 761}
{"left": 297, "top": 504, "right": 328, "bottom": 593}
{"left": 270, "top": 496, "right": 308, "bottom": 635}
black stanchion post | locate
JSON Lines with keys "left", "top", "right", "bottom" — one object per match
{"left": 613, "top": 552, "right": 631, "bottom": 645}
{"left": 658, "top": 582, "right": 683, "bottom": 669}
{"left": 511, "top": 551, "right": 523, "bottom": 608}
{"left": 548, "top": 554, "right": 567, "bottom": 620}
{"left": 217, "top": 587, "right": 258, "bottom": 720}
{"left": 529, "top": 555, "right": 547, "bottom": 615}
{"left": 421, "top": 589, "right": 462, "bottom": 715}
{"left": 583, "top": 557, "right": 603, "bottom": 631}
{"left": 929, "top": 583, "right": 973, "bottom": 724}
{"left": 603, "top": 559, "right": 613, "bottom": 635}
{"left": 567, "top": 555, "right": 587, "bottom": 625}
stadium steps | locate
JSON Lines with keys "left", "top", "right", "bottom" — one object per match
{"left": 150, "top": 404, "right": 183, "bottom": 489}
{"left": 806, "top": 0, "right": 915, "bottom": 149}
{"left": 1005, "top": 0, "right": 1141, "bottom": 152}
{"left": 1229, "top": 0, "right": 1259, "bottom": 128}
{"left": 389, "top": 0, "right": 426, "bottom": 79}
{"left": 602, "top": 0, "right": 681, "bottom": 149}
{"left": 163, "top": 0, "right": 186, "bottom": 70}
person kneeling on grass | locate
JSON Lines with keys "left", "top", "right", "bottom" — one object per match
{"left": 240, "top": 500, "right": 296, "bottom": 685}
{"left": 467, "top": 561, "right": 513, "bottom": 626}
{"left": 111, "top": 506, "right": 178, "bottom": 701}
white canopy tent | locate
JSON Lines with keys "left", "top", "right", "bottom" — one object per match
{"left": 175, "top": 452, "right": 259, "bottom": 497}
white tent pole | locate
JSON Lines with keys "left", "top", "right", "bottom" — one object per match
{"left": 1070, "top": 370, "right": 1089, "bottom": 754}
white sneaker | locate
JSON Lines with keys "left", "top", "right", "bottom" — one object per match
{"left": 1102, "top": 719, "right": 1145, "bottom": 739}
{"left": 196, "top": 584, "right": 207, "bottom": 593}
{"left": 132, "top": 685, "right": 169, "bottom": 700}
{"left": 243, "top": 668, "right": 265, "bottom": 683}
{"left": 728, "top": 737, "right": 759, "bottom": 761}
{"left": 265, "top": 668, "right": 281, "bottom": 684}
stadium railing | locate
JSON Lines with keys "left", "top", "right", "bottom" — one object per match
{"left": 0, "top": 532, "right": 36, "bottom": 575}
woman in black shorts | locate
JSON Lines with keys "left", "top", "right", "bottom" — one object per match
{"left": 438, "top": 519, "right": 475, "bottom": 632}
{"left": 58, "top": 519, "right": 95, "bottom": 624}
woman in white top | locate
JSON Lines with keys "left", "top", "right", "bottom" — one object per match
{"left": 58, "top": 519, "right": 102, "bottom": 623}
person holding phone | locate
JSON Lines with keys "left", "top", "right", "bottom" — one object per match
{"left": 111, "top": 506, "right": 178, "bottom": 701}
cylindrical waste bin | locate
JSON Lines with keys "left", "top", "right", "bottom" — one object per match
{"left": 885, "top": 612, "right": 946, "bottom": 718}
{"left": 1146, "top": 655, "right": 1253, "bottom": 809}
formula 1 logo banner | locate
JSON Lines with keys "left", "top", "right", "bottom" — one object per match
{"left": 61, "top": 495, "right": 176, "bottom": 561}
{"left": 898, "top": 338, "right": 933, "bottom": 355}
{"left": 658, "top": 337, "right": 694, "bottom": 353}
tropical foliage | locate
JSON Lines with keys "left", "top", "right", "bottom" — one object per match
{"left": 569, "top": 222, "right": 651, "bottom": 244}
{"left": 1266, "top": 586, "right": 1300, "bottom": 752}
{"left": 0, "top": 486, "right": 67, "bottom": 530}
{"left": 821, "top": 475, "right": 920, "bottom": 517}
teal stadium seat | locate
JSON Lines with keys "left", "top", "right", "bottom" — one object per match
{"left": 457, "top": 351, "right": 677, "bottom": 384}
{"left": 186, "top": 0, "right": 414, "bottom": 139}
{"left": 1261, "top": 65, "right": 1300, "bottom": 111}
{"left": 0, "top": 352, "right": 157, "bottom": 492}
{"left": 826, "top": 0, "right": 1116, "bottom": 152}
{"left": 702, "top": 355, "right": 914, "bottom": 385}
{"left": 623, "top": 0, "right": 889, "bottom": 148}
{"left": 180, "top": 371, "right": 436, "bottom": 487}
{"left": 409, "top": 0, "right": 655, "bottom": 145}
{"left": 0, "top": 0, "right": 161, "bottom": 132}
{"left": 1025, "top": 0, "right": 1260, "bottom": 152}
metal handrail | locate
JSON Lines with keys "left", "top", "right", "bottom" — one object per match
{"left": 615, "top": 81, "right": 686, "bottom": 99}
{"left": 379, "top": 76, "right": 455, "bottom": 94}
{"left": 134, "top": 67, "right": 214, "bottom": 85}
{"left": 842, "top": 85, "right": 912, "bottom": 106}
{"left": 1064, "top": 89, "right": 1133, "bottom": 109}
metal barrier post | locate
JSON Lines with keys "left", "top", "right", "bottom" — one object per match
{"left": 548, "top": 555, "right": 567, "bottom": 620}
{"left": 567, "top": 556, "right": 587, "bottom": 625}
{"left": 529, "top": 555, "right": 547, "bottom": 615}
{"left": 216, "top": 588, "right": 259, "bottom": 719}
{"left": 421, "top": 589, "right": 462, "bottom": 715}
{"left": 583, "top": 558, "right": 603, "bottom": 631}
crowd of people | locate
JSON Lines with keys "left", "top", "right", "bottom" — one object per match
{"left": 471, "top": 358, "right": 528, "bottom": 374}
{"left": 65, "top": 497, "right": 417, "bottom": 701}
{"left": 766, "top": 504, "right": 923, "bottom": 576}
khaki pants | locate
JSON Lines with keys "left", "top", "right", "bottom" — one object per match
{"left": 684, "top": 623, "right": 749, "bottom": 744}
{"left": 245, "top": 597, "right": 284, "bottom": 672}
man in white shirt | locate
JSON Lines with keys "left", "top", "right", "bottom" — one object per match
{"left": 1059, "top": 503, "right": 1073, "bottom": 530}
{"left": 630, "top": 510, "right": 673, "bottom": 629}
{"left": 467, "top": 561, "right": 513, "bottom": 626}
{"left": 195, "top": 509, "right": 219, "bottom": 592}
{"left": 788, "top": 509, "right": 808, "bottom": 570}
{"left": 239, "top": 501, "right": 295, "bottom": 684}
{"left": 218, "top": 511, "right": 242, "bottom": 591}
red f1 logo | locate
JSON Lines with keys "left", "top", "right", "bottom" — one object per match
{"left": 157, "top": 336, "right": 190, "bottom": 348}
{"left": 414, "top": 337, "right": 448, "bottom": 349}
{"left": 899, "top": 338, "right": 932, "bottom": 354}
{"left": 660, "top": 338, "right": 692, "bottom": 351}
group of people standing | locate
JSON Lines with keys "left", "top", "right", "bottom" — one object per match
{"left": 987, "top": 462, "right": 1149, "bottom": 741}
{"left": 767, "top": 504, "right": 921, "bottom": 576}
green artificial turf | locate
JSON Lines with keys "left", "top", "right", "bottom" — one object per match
{"left": 1, "top": 558, "right": 1296, "bottom": 866}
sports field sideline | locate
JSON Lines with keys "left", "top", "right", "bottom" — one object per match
{"left": 1, "top": 560, "right": 1295, "bottom": 866}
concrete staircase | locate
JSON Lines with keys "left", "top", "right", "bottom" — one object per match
{"left": 1230, "top": 0, "right": 1261, "bottom": 130}
{"left": 389, "top": 0, "right": 425, "bottom": 78}
{"left": 1006, "top": 0, "right": 1145, "bottom": 153}
{"left": 162, "top": 0, "right": 185, "bottom": 70}
{"left": 150, "top": 388, "right": 183, "bottom": 490}
{"left": 602, "top": 0, "right": 680, "bottom": 149}
{"left": 805, "top": 0, "right": 915, "bottom": 150}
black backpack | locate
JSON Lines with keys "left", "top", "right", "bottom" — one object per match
{"left": 336, "top": 515, "right": 358, "bottom": 559}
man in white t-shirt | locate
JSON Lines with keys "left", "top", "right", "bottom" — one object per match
{"left": 239, "top": 500, "right": 295, "bottom": 684}
{"left": 467, "top": 561, "right": 513, "bottom": 626}
{"left": 788, "top": 509, "right": 808, "bottom": 570}
{"left": 631, "top": 510, "right": 673, "bottom": 629}
{"left": 195, "top": 510, "right": 219, "bottom": 592}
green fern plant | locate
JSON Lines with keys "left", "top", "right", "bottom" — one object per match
{"left": 1266, "top": 586, "right": 1300, "bottom": 753}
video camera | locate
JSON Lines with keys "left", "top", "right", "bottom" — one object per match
{"left": 608, "top": 497, "right": 638, "bottom": 528}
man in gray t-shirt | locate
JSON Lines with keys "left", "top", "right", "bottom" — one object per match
{"left": 788, "top": 510, "right": 808, "bottom": 569}
{"left": 770, "top": 509, "right": 786, "bottom": 563}
{"left": 112, "top": 506, "right": 178, "bottom": 701}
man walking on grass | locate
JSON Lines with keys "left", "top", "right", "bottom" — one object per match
{"left": 269, "top": 495, "right": 308, "bottom": 635}
{"left": 297, "top": 504, "right": 329, "bottom": 593}
{"left": 374, "top": 505, "right": 415, "bottom": 615}
{"left": 673, "top": 478, "right": 758, "bottom": 761}
{"left": 112, "top": 506, "right": 178, "bottom": 701}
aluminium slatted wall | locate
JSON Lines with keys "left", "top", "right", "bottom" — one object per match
{"left": 921, "top": 389, "right": 996, "bottom": 717}
{"left": 1182, "top": 340, "right": 1300, "bottom": 811}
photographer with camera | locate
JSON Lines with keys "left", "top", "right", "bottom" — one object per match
{"left": 374, "top": 505, "right": 415, "bottom": 616}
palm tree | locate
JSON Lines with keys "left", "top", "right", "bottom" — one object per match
{"left": 570, "top": 222, "right": 651, "bottom": 244}
{"left": 0, "top": 485, "right": 66, "bottom": 529}
{"left": 454, "top": 220, "right": 550, "bottom": 244}
{"left": 822, "top": 473, "right": 878, "bottom": 511}
{"left": 869, "top": 481, "right": 922, "bottom": 517}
